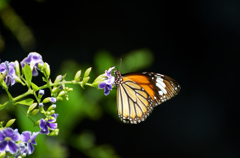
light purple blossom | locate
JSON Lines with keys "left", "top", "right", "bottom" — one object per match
{"left": 0, "top": 128, "right": 20, "bottom": 154}
{"left": 98, "top": 67, "right": 115, "bottom": 96}
{"left": 39, "top": 103, "right": 44, "bottom": 107}
{"left": 0, "top": 61, "right": 16, "bottom": 86}
{"left": 15, "top": 143, "right": 28, "bottom": 157}
{"left": 38, "top": 89, "right": 45, "bottom": 95}
{"left": 21, "top": 52, "right": 44, "bottom": 76}
{"left": 50, "top": 97, "right": 57, "bottom": 103}
{"left": 21, "top": 131, "right": 39, "bottom": 155}
{"left": 39, "top": 114, "right": 58, "bottom": 135}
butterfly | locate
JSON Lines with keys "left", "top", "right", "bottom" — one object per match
{"left": 114, "top": 70, "right": 180, "bottom": 124}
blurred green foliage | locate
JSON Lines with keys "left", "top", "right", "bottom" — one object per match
{"left": 0, "top": 49, "right": 154, "bottom": 157}
{"left": 0, "top": 0, "right": 36, "bottom": 51}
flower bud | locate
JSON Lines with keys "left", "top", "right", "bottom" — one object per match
{"left": 38, "top": 62, "right": 43, "bottom": 70}
{"left": 81, "top": 77, "right": 90, "bottom": 88}
{"left": 84, "top": 67, "right": 92, "bottom": 78}
{"left": 48, "top": 104, "right": 57, "bottom": 111}
{"left": 74, "top": 70, "right": 81, "bottom": 82}
{"left": 5, "top": 119, "right": 16, "bottom": 127}
{"left": 49, "top": 110, "right": 55, "bottom": 115}
{"left": 49, "top": 129, "right": 59, "bottom": 136}
{"left": 42, "top": 97, "right": 50, "bottom": 103}
{"left": 43, "top": 62, "right": 50, "bottom": 78}
{"left": 38, "top": 89, "right": 45, "bottom": 98}
{"left": 66, "top": 87, "right": 73, "bottom": 92}
{"left": 54, "top": 75, "right": 62, "bottom": 84}
{"left": 14, "top": 60, "right": 20, "bottom": 76}
{"left": 34, "top": 120, "right": 40, "bottom": 126}
{"left": 92, "top": 73, "right": 107, "bottom": 87}
{"left": 56, "top": 96, "right": 63, "bottom": 101}
{"left": 27, "top": 103, "right": 38, "bottom": 114}
{"left": 39, "top": 103, "right": 45, "bottom": 113}
{"left": 29, "top": 109, "right": 39, "bottom": 116}
{"left": 58, "top": 90, "right": 66, "bottom": 97}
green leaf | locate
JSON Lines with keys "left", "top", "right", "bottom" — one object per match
{"left": 31, "top": 82, "right": 39, "bottom": 91}
{"left": 5, "top": 119, "right": 16, "bottom": 127}
{"left": 16, "top": 98, "right": 34, "bottom": 106}
{"left": 23, "top": 64, "right": 32, "bottom": 87}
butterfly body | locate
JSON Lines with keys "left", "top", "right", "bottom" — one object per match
{"left": 114, "top": 70, "right": 180, "bottom": 124}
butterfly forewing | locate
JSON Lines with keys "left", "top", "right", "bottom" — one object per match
{"left": 115, "top": 70, "right": 180, "bottom": 124}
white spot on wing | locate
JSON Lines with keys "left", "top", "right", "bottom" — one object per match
{"left": 158, "top": 91, "right": 163, "bottom": 95}
{"left": 156, "top": 78, "right": 166, "bottom": 88}
{"left": 156, "top": 82, "right": 167, "bottom": 94}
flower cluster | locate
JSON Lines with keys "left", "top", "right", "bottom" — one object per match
{"left": 0, "top": 52, "right": 59, "bottom": 157}
{"left": 0, "top": 128, "right": 38, "bottom": 157}
{"left": 0, "top": 51, "right": 116, "bottom": 157}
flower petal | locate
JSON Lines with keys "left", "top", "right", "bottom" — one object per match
{"left": 8, "top": 140, "right": 19, "bottom": 154}
{"left": 21, "top": 131, "right": 31, "bottom": 143}
{"left": 0, "top": 130, "right": 4, "bottom": 141}
{"left": 48, "top": 113, "right": 58, "bottom": 123}
{"left": 40, "top": 127, "right": 49, "bottom": 135}
{"left": 27, "top": 142, "right": 34, "bottom": 155}
{"left": 11, "top": 131, "right": 20, "bottom": 142}
{"left": 3, "top": 128, "right": 14, "bottom": 137}
{"left": 32, "top": 68, "right": 39, "bottom": 76}
{"left": 98, "top": 81, "right": 106, "bottom": 89}
{"left": 47, "top": 122, "right": 57, "bottom": 130}
{"left": 107, "top": 76, "right": 115, "bottom": 84}
{"left": 30, "top": 132, "right": 39, "bottom": 145}
{"left": 0, "top": 140, "right": 7, "bottom": 152}
{"left": 104, "top": 87, "right": 110, "bottom": 96}
{"left": 39, "top": 119, "right": 46, "bottom": 130}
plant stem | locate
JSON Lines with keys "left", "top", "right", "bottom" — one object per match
{"left": 38, "top": 81, "right": 93, "bottom": 90}
{"left": 4, "top": 87, "right": 13, "bottom": 101}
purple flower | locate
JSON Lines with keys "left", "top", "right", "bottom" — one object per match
{"left": 15, "top": 143, "right": 28, "bottom": 157}
{"left": 39, "top": 103, "right": 44, "bottom": 107}
{"left": 39, "top": 114, "right": 58, "bottom": 135}
{"left": 0, "top": 128, "right": 20, "bottom": 154}
{"left": 0, "top": 61, "right": 16, "bottom": 86}
{"left": 50, "top": 97, "right": 57, "bottom": 103}
{"left": 38, "top": 89, "right": 45, "bottom": 95}
{"left": 98, "top": 67, "right": 115, "bottom": 96}
{"left": 21, "top": 131, "right": 39, "bottom": 155}
{"left": 21, "top": 52, "right": 44, "bottom": 76}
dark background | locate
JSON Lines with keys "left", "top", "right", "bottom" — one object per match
{"left": 1, "top": 0, "right": 239, "bottom": 157}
